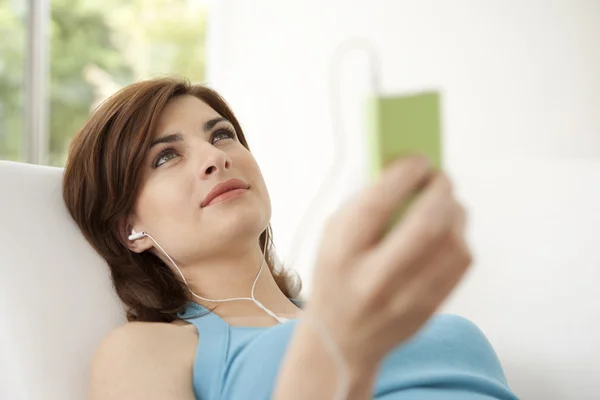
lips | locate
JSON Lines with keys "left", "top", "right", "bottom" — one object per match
{"left": 201, "top": 178, "right": 249, "bottom": 208}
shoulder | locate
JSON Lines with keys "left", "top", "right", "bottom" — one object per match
{"left": 94, "top": 321, "right": 195, "bottom": 364}
{"left": 428, "top": 313, "right": 490, "bottom": 341}
{"left": 97, "top": 321, "right": 182, "bottom": 350}
{"left": 425, "top": 314, "right": 509, "bottom": 384}
{"left": 88, "top": 322, "right": 197, "bottom": 397}
{"left": 381, "top": 315, "right": 518, "bottom": 398}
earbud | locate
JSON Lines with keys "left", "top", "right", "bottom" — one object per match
{"left": 128, "top": 228, "right": 146, "bottom": 241}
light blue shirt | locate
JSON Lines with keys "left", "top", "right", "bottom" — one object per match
{"left": 177, "top": 302, "right": 519, "bottom": 399}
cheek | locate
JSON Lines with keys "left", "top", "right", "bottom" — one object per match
{"left": 250, "top": 166, "right": 272, "bottom": 218}
{"left": 231, "top": 149, "right": 271, "bottom": 212}
{"left": 136, "top": 176, "right": 194, "bottom": 222}
{"left": 242, "top": 156, "right": 270, "bottom": 202}
{"left": 240, "top": 151, "right": 265, "bottom": 186}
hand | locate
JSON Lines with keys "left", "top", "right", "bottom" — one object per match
{"left": 306, "top": 156, "right": 472, "bottom": 368}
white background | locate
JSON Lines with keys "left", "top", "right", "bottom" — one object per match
{"left": 205, "top": 1, "right": 600, "bottom": 399}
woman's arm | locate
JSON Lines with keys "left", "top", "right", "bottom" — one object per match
{"left": 273, "top": 158, "right": 472, "bottom": 399}
{"left": 273, "top": 315, "right": 378, "bottom": 400}
{"left": 87, "top": 323, "right": 196, "bottom": 400}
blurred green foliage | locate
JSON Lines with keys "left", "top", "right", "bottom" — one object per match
{"left": 0, "top": 0, "right": 206, "bottom": 165}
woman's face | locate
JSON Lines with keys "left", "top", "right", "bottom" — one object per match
{"left": 126, "top": 95, "right": 271, "bottom": 263}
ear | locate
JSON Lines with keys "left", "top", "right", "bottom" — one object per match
{"left": 117, "top": 217, "right": 153, "bottom": 253}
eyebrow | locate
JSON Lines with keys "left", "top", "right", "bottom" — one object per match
{"left": 150, "top": 117, "right": 230, "bottom": 149}
{"left": 204, "top": 117, "right": 228, "bottom": 132}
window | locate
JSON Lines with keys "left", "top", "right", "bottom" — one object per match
{"left": 0, "top": 0, "right": 207, "bottom": 166}
{"left": 0, "top": 0, "right": 27, "bottom": 162}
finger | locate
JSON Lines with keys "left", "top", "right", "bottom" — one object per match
{"left": 357, "top": 174, "right": 456, "bottom": 305}
{"left": 422, "top": 238, "right": 472, "bottom": 310}
{"left": 326, "top": 156, "right": 433, "bottom": 252}
{"left": 453, "top": 200, "right": 467, "bottom": 237}
{"left": 389, "top": 235, "right": 472, "bottom": 320}
{"left": 370, "top": 172, "right": 455, "bottom": 278}
{"left": 450, "top": 201, "right": 470, "bottom": 262}
{"left": 354, "top": 233, "right": 444, "bottom": 309}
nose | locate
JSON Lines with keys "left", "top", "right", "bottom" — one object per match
{"left": 197, "top": 144, "right": 232, "bottom": 179}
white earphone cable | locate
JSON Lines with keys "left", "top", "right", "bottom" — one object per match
{"left": 138, "top": 231, "right": 287, "bottom": 324}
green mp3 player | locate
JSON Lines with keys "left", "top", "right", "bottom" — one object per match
{"left": 366, "top": 91, "right": 443, "bottom": 224}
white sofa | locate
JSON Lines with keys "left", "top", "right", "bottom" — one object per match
{"left": 2, "top": 159, "right": 599, "bottom": 400}
{"left": 0, "top": 161, "right": 126, "bottom": 400}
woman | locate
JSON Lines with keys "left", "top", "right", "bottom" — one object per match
{"left": 63, "top": 77, "right": 518, "bottom": 400}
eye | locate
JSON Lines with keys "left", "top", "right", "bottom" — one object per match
{"left": 212, "top": 127, "right": 236, "bottom": 143}
{"left": 153, "top": 148, "right": 179, "bottom": 168}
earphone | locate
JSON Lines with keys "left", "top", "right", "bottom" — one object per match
{"left": 128, "top": 227, "right": 288, "bottom": 324}
{"left": 128, "top": 228, "right": 146, "bottom": 241}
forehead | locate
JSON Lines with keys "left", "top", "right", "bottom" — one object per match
{"left": 155, "top": 95, "right": 222, "bottom": 134}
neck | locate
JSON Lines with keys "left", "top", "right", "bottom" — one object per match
{"left": 174, "top": 242, "right": 298, "bottom": 319}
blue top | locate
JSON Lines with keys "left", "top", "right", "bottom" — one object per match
{"left": 177, "top": 302, "right": 519, "bottom": 400}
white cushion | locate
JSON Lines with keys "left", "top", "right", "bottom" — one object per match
{"left": 0, "top": 161, "right": 126, "bottom": 400}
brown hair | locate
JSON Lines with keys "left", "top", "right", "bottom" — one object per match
{"left": 63, "top": 77, "right": 300, "bottom": 323}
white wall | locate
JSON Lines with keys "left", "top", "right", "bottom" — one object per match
{"left": 205, "top": 1, "right": 600, "bottom": 399}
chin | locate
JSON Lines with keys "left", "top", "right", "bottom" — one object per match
{"left": 201, "top": 189, "right": 270, "bottom": 240}
{"left": 211, "top": 206, "right": 269, "bottom": 241}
